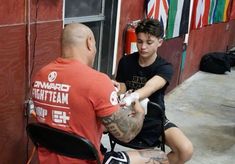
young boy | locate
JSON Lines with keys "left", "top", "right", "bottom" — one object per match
{"left": 116, "top": 18, "right": 193, "bottom": 164}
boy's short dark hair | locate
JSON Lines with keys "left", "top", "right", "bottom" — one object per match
{"left": 135, "top": 19, "right": 164, "bottom": 38}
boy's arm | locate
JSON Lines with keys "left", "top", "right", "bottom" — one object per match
{"left": 120, "top": 75, "right": 167, "bottom": 106}
{"left": 135, "top": 75, "right": 167, "bottom": 100}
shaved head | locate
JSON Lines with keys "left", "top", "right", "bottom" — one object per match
{"left": 61, "top": 23, "right": 97, "bottom": 66}
{"left": 62, "top": 23, "right": 93, "bottom": 47}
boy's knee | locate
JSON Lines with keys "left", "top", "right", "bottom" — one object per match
{"left": 179, "top": 140, "right": 193, "bottom": 162}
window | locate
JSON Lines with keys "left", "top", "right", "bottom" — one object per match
{"left": 63, "top": 0, "right": 119, "bottom": 76}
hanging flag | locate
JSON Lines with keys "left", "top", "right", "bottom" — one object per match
{"left": 208, "top": 0, "right": 216, "bottom": 24}
{"left": 190, "top": 0, "right": 210, "bottom": 30}
{"left": 191, "top": 0, "right": 232, "bottom": 30}
{"left": 146, "top": 0, "right": 156, "bottom": 18}
{"left": 165, "top": 0, "right": 191, "bottom": 39}
{"left": 146, "top": 0, "right": 169, "bottom": 35}
{"left": 230, "top": 0, "right": 235, "bottom": 20}
{"left": 213, "top": 0, "right": 231, "bottom": 23}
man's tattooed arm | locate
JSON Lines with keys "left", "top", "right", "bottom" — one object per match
{"left": 101, "top": 103, "right": 145, "bottom": 143}
{"left": 138, "top": 149, "right": 168, "bottom": 164}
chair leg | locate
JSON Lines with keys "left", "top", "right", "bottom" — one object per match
{"left": 161, "top": 116, "right": 165, "bottom": 152}
{"left": 161, "top": 138, "right": 165, "bottom": 152}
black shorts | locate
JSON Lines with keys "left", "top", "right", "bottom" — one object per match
{"left": 103, "top": 151, "right": 129, "bottom": 164}
{"left": 164, "top": 118, "right": 177, "bottom": 130}
{"left": 120, "top": 116, "right": 177, "bottom": 148}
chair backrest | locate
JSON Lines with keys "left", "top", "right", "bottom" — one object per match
{"left": 109, "top": 101, "right": 165, "bottom": 151}
{"left": 26, "top": 123, "right": 101, "bottom": 164}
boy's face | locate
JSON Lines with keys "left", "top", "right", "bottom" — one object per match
{"left": 136, "top": 32, "right": 163, "bottom": 58}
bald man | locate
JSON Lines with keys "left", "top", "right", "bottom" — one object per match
{"left": 31, "top": 23, "right": 168, "bottom": 164}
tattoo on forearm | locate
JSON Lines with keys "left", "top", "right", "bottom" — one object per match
{"left": 138, "top": 149, "right": 168, "bottom": 164}
{"left": 101, "top": 107, "right": 144, "bottom": 142}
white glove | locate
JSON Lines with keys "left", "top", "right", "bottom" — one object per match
{"left": 120, "top": 92, "right": 140, "bottom": 106}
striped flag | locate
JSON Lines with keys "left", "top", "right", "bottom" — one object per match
{"left": 208, "top": 0, "right": 217, "bottom": 24}
{"left": 191, "top": 0, "right": 232, "bottom": 30}
{"left": 190, "top": 0, "right": 209, "bottom": 29}
{"left": 165, "top": 0, "right": 191, "bottom": 39}
{"left": 213, "top": 0, "right": 231, "bottom": 23}
{"left": 146, "top": 0, "right": 169, "bottom": 35}
{"left": 230, "top": 0, "right": 235, "bottom": 20}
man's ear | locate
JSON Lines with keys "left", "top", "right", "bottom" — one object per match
{"left": 87, "top": 36, "right": 92, "bottom": 51}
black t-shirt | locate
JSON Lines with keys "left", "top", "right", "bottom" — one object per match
{"left": 116, "top": 52, "right": 173, "bottom": 110}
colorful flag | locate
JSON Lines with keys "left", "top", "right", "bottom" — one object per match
{"left": 213, "top": 0, "right": 231, "bottom": 23}
{"left": 191, "top": 0, "right": 232, "bottom": 30}
{"left": 190, "top": 0, "right": 209, "bottom": 29}
{"left": 165, "top": 0, "right": 191, "bottom": 39}
{"left": 208, "top": 0, "right": 216, "bottom": 24}
{"left": 230, "top": 0, "right": 235, "bottom": 20}
{"left": 146, "top": 0, "right": 169, "bottom": 34}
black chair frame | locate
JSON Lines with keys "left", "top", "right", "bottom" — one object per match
{"left": 27, "top": 123, "right": 101, "bottom": 164}
{"left": 109, "top": 101, "right": 165, "bottom": 152}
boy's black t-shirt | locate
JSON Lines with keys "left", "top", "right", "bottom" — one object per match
{"left": 116, "top": 52, "right": 173, "bottom": 110}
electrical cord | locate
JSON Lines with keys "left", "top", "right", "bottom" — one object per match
{"left": 25, "top": 0, "right": 39, "bottom": 163}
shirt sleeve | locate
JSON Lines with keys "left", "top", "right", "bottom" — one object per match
{"left": 116, "top": 57, "right": 126, "bottom": 82}
{"left": 156, "top": 63, "right": 173, "bottom": 84}
{"left": 89, "top": 73, "right": 120, "bottom": 117}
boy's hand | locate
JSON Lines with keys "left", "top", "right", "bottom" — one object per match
{"left": 120, "top": 91, "right": 139, "bottom": 106}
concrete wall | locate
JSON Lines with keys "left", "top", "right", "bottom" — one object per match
{"left": 0, "top": 0, "right": 62, "bottom": 163}
{"left": 117, "top": 2, "right": 235, "bottom": 90}
{"left": 116, "top": 0, "right": 145, "bottom": 62}
{"left": 180, "top": 20, "right": 235, "bottom": 82}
